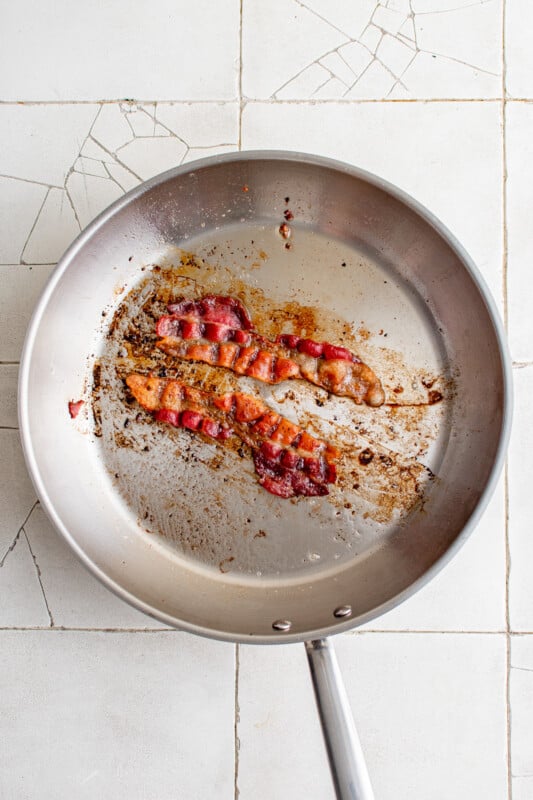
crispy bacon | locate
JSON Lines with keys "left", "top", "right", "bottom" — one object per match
{"left": 126, "top": 373, "right": 339, "bottom": 498}
{"left": 156, "top": 296, "right": 384, "bottom": 406}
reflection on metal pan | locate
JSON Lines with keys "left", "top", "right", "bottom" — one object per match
{"left": 19, "top": 151, "right": 511, "bottom": 641}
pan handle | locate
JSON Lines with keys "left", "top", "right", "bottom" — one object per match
{"left": 305, "top": 639, "right": 374, "bottom": 800}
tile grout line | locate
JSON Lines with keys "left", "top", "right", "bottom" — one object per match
{"left": 0, "top": 268, "right": 57, "bottom": 270}
{"left": 0, "top": 626, "right": 183, "bottom": 633}
{"left": 234, "top": 643, "right": 240, "bottom": 800}
{"left": 0, "top": 627, "right": 513, "bottom": 634}
{"left": 0, "top": 98, "right": 521, "bottom": 106}
{"left": 238, "top": 0, "right": 244, "bottom": 150}
{"left": 501, "top": 3, "right": 512, "bottom": 797}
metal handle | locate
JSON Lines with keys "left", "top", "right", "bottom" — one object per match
{"left": 305, "top": 639, "right": 375, "bottom": 800}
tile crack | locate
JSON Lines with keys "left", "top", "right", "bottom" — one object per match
{"left": 0, "top": 500, "right": 39, "bottom": 567}
{"left": 23, "top": 527, "right": 54, "bottom": 626}
{"left": 294, "top": 0, "right": 353, "bottom": 43}
{"left": 20, "top": 187, "right": 51, "bottom": 263}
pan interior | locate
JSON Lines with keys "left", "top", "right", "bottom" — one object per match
{"left": 20, "top": 154, "right": 507, "bottom": 640}
{"left": 96, "top": 220, "right": 451, "bottom": 582}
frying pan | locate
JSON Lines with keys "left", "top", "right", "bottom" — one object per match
{"left": 18, "top": 152, "right": 511, "bottom": 799}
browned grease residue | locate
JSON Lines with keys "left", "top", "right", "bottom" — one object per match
{"left": 219, "top": 556, "right": 235, "bottom": 573}
{"left": 93, "top": 248, "right": 449, "bottom": 541}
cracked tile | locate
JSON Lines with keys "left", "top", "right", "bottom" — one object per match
{"left": 506, "top": 0, "right": 533, "bottom": 97}
{"left": 373, "top": 5, "right": 406, "bottom": 35}
{"left": 344, "top": 59, "right": 396, "bottom": 97}
{"left": 91, "top": 105, "right": 134, "bottom": 154}
{"left": 242, "top": 0, "right": 346, "bottom": 99}
{"left": 24, "top": 506, "right": 167, "bottom": 629}
{"left": 0, "top": 365, "right": 18, "bottom": 429}
{"left": 125, "top": 106, "right": 157, "bottom": 137}
{"left": 238, "top": 634, "right": 507, "bottom": 799}
{"left": 302, "top": 0, "right": 377, "bottom": 39}
{"left": 0, "top": 105, "right": 99, "bottom": 186}
{"left": 0, "top": 532, "right": 50, "bottom": 627}
{"left": 506, "top": 103, "right": 533, "bottom": 362}
{"left": 65, "top": 172, "right": 124, "bottom": 229}
{"left": 338, "top": 41, "right": 374, "bottom": 79}
{"left": 360, "top": 24, "right": 383, "bottom": 53}
{"left": 276, "top": 63, "right": 334, "bottom": 99}
{"left": 0, "top": 265, "right": 55, "bottom": 360}
{"left": 0, "top": 103, "right": 240, "bottom": 263}
{"left": 389, "top": 48, "right": 498, "bottom": 98}
{"left": 154, "top": 123, "right": 170, "bottom": 137}
{"left": 22, "top": 188, "right": 80, "bottom": 264}
{"left": 508, "top": 366, "right": 533, "bottom": 631}
{"left": 242, "top": 102, "right": 503, "bottom": 310}
{"left": 412, "top": 0, "right": 479, "bottom": 8}
{"left": 81, "top": 137, "right": 115, "bottom": 162}
{"left": 313, "top": 77, "right": 348, "bottom": 99}
{"left": 510, "top": 636, "right": 533, "bottom": 799}
{"left": 183, "top": 145, "right": 238, "bottom": 164}
{"left": 151, "top": 103, "right": 239, "bottom": 148}
{"left": 104, "top": 162, "right": 140, "bottom": 193}
{"left": 74, "top": 157, "right": 110, "bottom": 179}
{"left": 319, "top": 51, "right": 356, "bottom": 86}
{"left": 116, "top": 137, "right": 188, "bottom": 181}
{"left": 0, "top": 1, "right": 239, "bottom": 100}
{"left": 376, "top": 33, "right": 416, "bottom": 76}
{"left": 413, "top": 2, "right": 501, "bottom": 76}
{"left": 387, "top": 0, "right": 411, "bottom": 13}
{"left": 0, "top": 631, "right": 235, "bottom": 797}
{"left": 242, "top": 0, "right": 502, "bottom": 99}
{"left": 0, "top": 432, "right": 37, "bottom": 555}
{"left": 398, "top": 16, "right": 416, "bottom": 42}
{"left": 0, "top": 178, "right": 48, "bottom": 263}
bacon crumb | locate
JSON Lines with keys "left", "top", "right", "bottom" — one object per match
{"left": 68, "top": 400, "right": 84, "bottom": 419}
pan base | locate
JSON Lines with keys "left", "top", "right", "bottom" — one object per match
{"left": 95, "top": 221, "right": 452, "bottom": 581}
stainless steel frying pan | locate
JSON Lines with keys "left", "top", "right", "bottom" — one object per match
{"left": 19, "top": 152, "right": 512, "bottom": 799}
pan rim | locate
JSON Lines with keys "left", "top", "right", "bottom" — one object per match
{"left": 18, "top": 149, "right": 513, "bottom": 644}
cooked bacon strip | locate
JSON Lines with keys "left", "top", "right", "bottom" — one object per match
{"left": 126, "top": 373, "right": 339, "bottom": 498}
{"left": 156, "top": 295, "right": 384, "bottom": 406}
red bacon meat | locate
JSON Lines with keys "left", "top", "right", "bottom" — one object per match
{"left": 126, "top": 373, "right": 339, "bottom": 498}
{"left": 156, "top": 295, "right": 385, "bottom": 406}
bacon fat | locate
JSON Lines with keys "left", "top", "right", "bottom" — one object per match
{"left": 156, "top": 295, "right": 385, "bottom": 406}
{"left": 126, "top": 373, "right": 339, "bottom": 498}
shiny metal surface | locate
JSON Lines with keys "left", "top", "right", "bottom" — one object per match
{"left": 19, "top": 151, "right": 512, "bottom": 644}
{"left": 306, "top": 639, "right": 375, "bottom": 800}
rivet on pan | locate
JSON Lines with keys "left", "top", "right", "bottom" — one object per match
{"left": 333, "top": 605, "right": 352, "bottom": 619}
{"left": 272, "top": 619, "right": 292, "bottom": 632}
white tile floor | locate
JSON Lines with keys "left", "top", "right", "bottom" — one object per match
{"left": 0, "top": 1, "right": 530, "bottom": 798}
